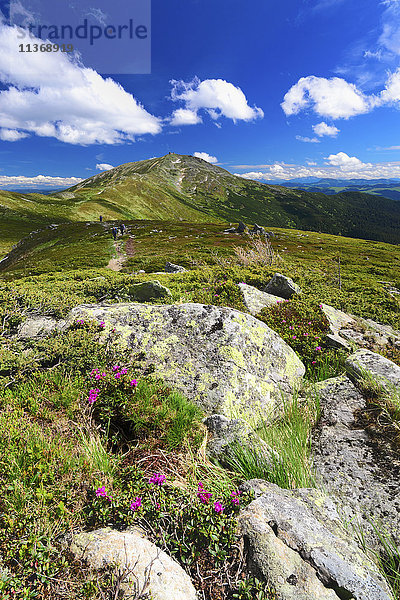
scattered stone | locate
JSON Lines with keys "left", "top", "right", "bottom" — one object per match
{"left": 164, "top": 262, "right": 186, "bottom": 273}
{"left": 346, "top": 348, "right": 400, "bottom": 392}
{"left": 17, "top": 316, "right": 63, "bottom": 340}
{"left": 66, "top": 302, "right": 305, "bottom": 417}
{"left": 238, "top": 480, "right": 393, "bottom": 600}
{"left": 263, "top": 273, "right": 301, "bottom": 299}
{"left": 237, "top": 221, "right": 246, "bottom": 233}
{"left": 238, "top": 282, "right": 282, "bottom": 315}
{"left": 66, "top": 528, "right": 197, "bottom": 600}
{"left": 128, "top": 281, "right": 171, "bottom": 302}
{"left": 251, "top": 223, "right": 265, "bottom": 234}
{"left": 312, "top": 375, "right": 400, "bottom": 548}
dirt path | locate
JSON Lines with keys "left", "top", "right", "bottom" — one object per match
{"left": 106, "top": 241, "right": 126, "bottom": 272}
{"left": 106, "top": 236, "right": 135, "bottom": 272}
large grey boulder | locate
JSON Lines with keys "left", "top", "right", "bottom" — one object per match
{"left": 67, "top": 528, "right": 197, "bottom": 600}
{"left": 345, "top": 348, "right": 400, "bottom": 391}
{"left": 238, "top": 283, "right": 282, "bottom": 316}
{"left": 263, "top": 273, "right": 301, "bottom": 299}
{"left": 238, "top": 480, "right": 393, "bottom": 600}
{"left": 66, "top": 302, "right": 305, "bottom": 418}
{"left": 312, "top": 376, "right": 400, "bottom": 548}
{"left": 128, "top": 280, "right": 171, "bottom": 301}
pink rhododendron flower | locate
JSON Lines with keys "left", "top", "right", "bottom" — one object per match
{"left": 130, "top": 497, "right": 142, "bottom": 511}
{"left": 214, "top": 501, "right": 224, "bottom": 513}
{"left": 149, "top": 473, "right": 166, "bottom": 486}
{"left": 130, "top": 379, "right": 138, "bottom": 387}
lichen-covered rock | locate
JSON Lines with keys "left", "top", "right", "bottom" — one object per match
{"left": 238, "top": 283, "right": 282, "bottom": 315}
{"left": 67, "top": 528, "right": 197, "bottom": 600}
{"left": 66, "top": 302, "right": 305, "bottom": 418}
{"left": 312, "top": 376, "right": 400, "bottom": 548}
{"left": 17, "top": 316, "right": 63, "bottom": 340}
{"left": 321, "top": 303, "right": 400, "bottom": 351}
{"left": 204, "top": 414, "right": 279, "bottom": 468}
{"left": 263, "top": 273, "right": 301, "bottom": 299}
{"left": 238, "top": 480, "right": 393, "bottom": 600}
{"left": 128, "top": 280, "right": 171, "bottom": 301}
{"left": 345, "top": 348, "right": 400, "bottom": 391}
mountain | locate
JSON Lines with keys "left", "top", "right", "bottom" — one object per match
{"left": 1, "top": 154, "right": 400, "bottom": 251}
{"left": 276, "top": 178, "right": 400, "bottom": 202}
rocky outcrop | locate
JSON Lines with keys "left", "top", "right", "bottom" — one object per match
{"left": 312, "top": 376, "right": 400, "bottom": 548}
{"left": 66, "top": 527, "right": 197, "bottom": 600}
{"left": 263, "top": 273, "right": 301, "bottom": 299}
{"left": 238, "top": 480, "right": 393, "bottom": 600}
{"left": 321, "top": 303, "right": 400, "bottom": 352}
{"left": 65, "top": 302, "right": 305, "bottom": 418}
{"left": 238, "top": 282, "right": 282, "bottom": 315}
{"left": 345, "top": 349, "right": 400, "bottom": 391}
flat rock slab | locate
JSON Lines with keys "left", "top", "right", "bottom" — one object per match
{"left": 68, "top": 528, "right": 197, "bottom": 600}
{"left": 238, "top": 282, "right": 283, "bottom": 315}
{"left": 66, "top": 302, "right": 305, "bottom": 418}
{"left": 312, "top": 376, "right": 400, "bottom": 548}
{"left": 239, "top": 480, "right": 393, "bottom": 600}
{"left": 346, "top": 348, "right": 400, "bottom": 391}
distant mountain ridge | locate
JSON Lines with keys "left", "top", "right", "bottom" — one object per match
{"left": 272, "top": 177, "right": 400, "bottom": 202}
{"left": 1, "top": 153, "right": 400, "bottom": 244}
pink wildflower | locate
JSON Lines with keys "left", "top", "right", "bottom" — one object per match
{"left": 130, "top": 497, "right": 142, "bottom": 511}
{"left": 197, "top": 482, "right": 212, "bottom": 504}
{"left": 149, "top": 473, "right": 166, "bottom": 486}
{"left": 214, "top": 501, "right": 224, "bottom": 513}
{"left": 99, "top": 321, "right": 105, "bottom": 329}
{"left": 130, "top": 379, "right": 138, "bottom": 387}
{"left": 315, "top": 346, "right": 322, "bottom": 351}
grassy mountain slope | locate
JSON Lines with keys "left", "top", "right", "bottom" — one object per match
{"left": 2, "top": 154, "right": 400, "bottom": 257}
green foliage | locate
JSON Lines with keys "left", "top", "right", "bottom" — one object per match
{"left": 257, "top": 297, "right": 346, "bottom": 380}
{"left": 86, "top": 364, "right": 204, "bottom": 451}
{"left": 232, "top": 577, "right": 277, "bottom": 600}
{"left": 85, "top": 466, "right": 249, "bottom": 566}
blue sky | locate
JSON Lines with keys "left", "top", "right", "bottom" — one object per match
{"left": 0, "top": 0, "right": 400, "bottom": 189}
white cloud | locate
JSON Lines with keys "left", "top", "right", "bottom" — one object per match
{"left": 170, "top": 108, "right": 202, "bottom": 126}
{"left": 0, "top": 128, "right": 29, "bottom": 141}
{"left": 233, "top": 152, "right": 400, "bottom": 181}
{"left": 0, "top": 24, "right": 162, "bottom": 145}
{"left": 379, "top": 0, "right": 400, "bottom": 56}
{"left": 193, "top": 152, "right": 218, "bottom": 163}
{"left": 378, "top": 68, "right": 400, "bottom": 105}
{"left": 296, "top": 135, "right": 320, "bottom": 143}
{"left": 96, "top": 163, "right": 114, "bottom": 171}
{"left": 282, "top": 75, "right": 371, "bottom": 119}
{"left": 0, "top": 174, "right": 83, "bottom": 188}
{"left": 170, "top": 77, "right": 263, "bottom": 125}
{"left": 313, "top": 121, "right": 340, "bottom": 137}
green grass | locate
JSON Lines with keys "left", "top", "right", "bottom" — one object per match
{"left": 224, "top": 389, "right": 321, "bottom": 489}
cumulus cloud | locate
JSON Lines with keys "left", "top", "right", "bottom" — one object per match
{"left": 282, "top": 75, "right": 371, "bottom": 119}
{"left": 193, "top": 152, "right": 218, "bottom": 163}
{"left": 233, "top": 152, "right": 400, "bottom": 181}
{"left": 170, "top": 77, "right": 263, "bottom": 125}
{"left": 0, "top": 128, "right": 29, "bottom": 141}
{"left": 0, "top": 174, "right": 83, "bottom": 189}
{"left": 96, "top": 163, "right": 114, "bottom": 171}
{"left": 296, "top": 135, "right": 320, "bottom": 143}
{"left": 378, "top": 68, "right": 400, "bottom": 105}
{"left": 170, "top": 108, "right": 202, "bottom": 126}
{"left": 0, "top": 24, "right": 161, "bottom": 145}
{"left": 313, "top": 121, "right": 340, "bottom": 137}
